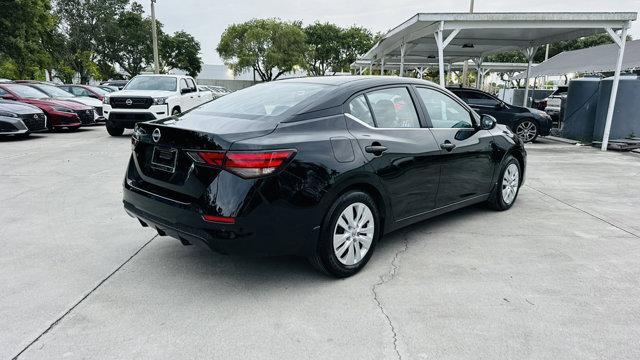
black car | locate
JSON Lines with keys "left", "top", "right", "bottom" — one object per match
{"left": 448, "top": 87, "right": 553, "bottom": 143}
{"left": 0, "top": 99, "right": 47, "bottom": 137}
{"left": 124, "top": 76, "right": 526, "bottom": 277}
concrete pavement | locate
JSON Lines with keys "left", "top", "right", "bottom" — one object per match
{"left": 1, "top": 128, "right": 639, "bottom": 359}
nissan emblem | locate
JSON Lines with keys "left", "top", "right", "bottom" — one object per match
{"left": 152, "top": 128, "right": 161, "bottom": 143}
{"left": 126, "top": 99, "right": 133, "bottom": 106}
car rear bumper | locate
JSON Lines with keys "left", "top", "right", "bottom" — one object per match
{"left": 122, "top": 159, "right": 321, "bottom": 256}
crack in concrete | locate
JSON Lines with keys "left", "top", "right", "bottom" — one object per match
{"left": 371, "top": 233, "right": 409, "bottom": 360}
{"left": 11, "top": 235, "right": 157, "bottom": 360}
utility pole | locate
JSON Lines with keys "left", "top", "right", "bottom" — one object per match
{"left": 462, "top": 0, "right": 474, "bottom": 86}
{"left": 151, "top": 0, "right": 160, "bottom": 74}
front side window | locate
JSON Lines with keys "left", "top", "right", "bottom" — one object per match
{"left": 187, "top": 79, "right": 197, "bottom": 91}
{"left": 192, "top": 82, "right": 330, "bottom": 119}
{"left": 416, "top": 87, "right": 473, "bottom": 129}
{"left": 347, "top": 95, "right": 375, "bottom": 127}
{"left": 366, "top": 87, "right": 420, "bottom": 128}
{"left": 125, "top": 76, "right": 177, "bottom": 92}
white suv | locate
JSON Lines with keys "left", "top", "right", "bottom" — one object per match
{"left": 102, "top": 74, "right": 210, "bottom": 136}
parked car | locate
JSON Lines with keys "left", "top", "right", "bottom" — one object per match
{"left": 123, "top": 76, "right": 526, "bottom": 278}
{"left": 58, "top": 84, "right": 110, "bottom": 102}
{"left": 197, "top": 85, "right": 215, "bottom": 102}
{"left": 207, "top": 85, "right": 231, "bottom": 99}
{"left": 540, "top": 85, "right": 568, "bottom": 124}
{"left": 100, "top": 80, "right": 128, "bottom": 90}
{"left": 0, "top": 83, "right": 84, "bottom": 131}
{"left": 17, "top": 81, "right": 103, "bottom": 124}
{"left": 97, "top": 85, "right": 118, "bottom": 93}
{"left": 447, "top": 87, "right": 553, "bottom": 143}
{"left": 102, "top": 74, "right": 210, "bottom": 136}
{"left": 0, "top": 99, "right": 47, "bottom": 137}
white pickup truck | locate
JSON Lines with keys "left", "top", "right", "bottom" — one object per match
{"left": 102, "top": 74, "right": 211, "bottom": 136}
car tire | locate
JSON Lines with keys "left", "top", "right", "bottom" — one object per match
{"left": 515, "top": 119, "right": 539, "bottom": 143}
{"left": 68, "top": 126, "right": 80, "bottom": 132}
{"left": 487, "top": 155, "right": 521, "bottom": 211}
{"left": 106, "top": 124, "right": 124, "bottom": 136}
{"left": 310, "top": 191, "right": 380, "bottom": 278}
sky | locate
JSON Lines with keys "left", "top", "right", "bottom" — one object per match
{"left": 142, "top": 0, "right": 640, "bottom": 65}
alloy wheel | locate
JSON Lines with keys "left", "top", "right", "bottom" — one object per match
{"left": 516, "top": 120, "right": 537, "bottom": 142}
{"left": 333, "top": 202, "right": 375, "bottom": 266}
{"left": 502, "top": 163, "right": 519, "bottom": 205}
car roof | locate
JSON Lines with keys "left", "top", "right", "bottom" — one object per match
{"left": 278, "top": 75, "right": 433, "bottom": 87}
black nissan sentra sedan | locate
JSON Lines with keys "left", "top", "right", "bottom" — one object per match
{"left": 124, "top": 76, "right": 526, "bottom": 277}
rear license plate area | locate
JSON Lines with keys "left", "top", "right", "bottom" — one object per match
{"left": 151, "top": 147, "right": 178, "bottom": 173}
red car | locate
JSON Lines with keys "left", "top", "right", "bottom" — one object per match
{"left": 58, "top": 84, "right": 110, "bottom": 102}
{"left": 0, "top": 83, "right": 90, "bottom": 131}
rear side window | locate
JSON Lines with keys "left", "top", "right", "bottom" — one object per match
{"left": 416, "top": 87, "right": 473, "bottom": 129}
{"left": 464, "top": 91, "right": 499, "bottom": 107}
{"left": 366, "top": 87, "right": 420, "bottom": 128}
{"left": 347, "top": 95, "right": 375, "bottom": 127}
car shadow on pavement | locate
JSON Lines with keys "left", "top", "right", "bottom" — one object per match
{"left": 139, "top": 203, "right": 487, "bottom": 285}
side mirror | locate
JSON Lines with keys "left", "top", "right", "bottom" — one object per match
{"left": 480, "top": 114, "right": 497, "bottom": 130}
{"left": 495, "top": 101, "right": 506, "bottom": 109}
{"left": 180, "top": 88, "right": 189, "bottom": 94}
{"left": 1, "top": 94, "right": 16, "bottom": 100}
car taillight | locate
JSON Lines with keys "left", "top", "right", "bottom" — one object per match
{"left": 202, "top": 214, "right": 236, "bottom": 224}
{"left": 189, "top": 150, "right": 295, "bottom": 178}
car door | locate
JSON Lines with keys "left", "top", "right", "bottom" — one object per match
{"left": 178, "top": 79, "right": 193, "bottom": 110}
{"left": 186, "top": 78, "right": 201, "bottom": 108}
{"left": 345, "top": 86, "right": 442, "bottom": 221}
{"left": 414, "top": 86, "right": 495, "bottom": 208}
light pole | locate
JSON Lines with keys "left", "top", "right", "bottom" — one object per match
{"left": 151, "top": 0, "right": 160, "bottom": 74}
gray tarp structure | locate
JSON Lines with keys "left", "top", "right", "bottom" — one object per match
{"left": 513, "top": 39, "right": 640, "bottom": 79}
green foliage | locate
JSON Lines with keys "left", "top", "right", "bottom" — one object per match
{"left": 0, "top": 0, "right": 57, "bottom": 79}
{"left": 161, "top": 31, "right": 202, "bottom": 77}
{"left": 303, "top": 22, "right": 342, "bottom": 76}
{"left": 336, "top": 26, "right": 375, "bottom": 73}
{"left": 217, "top": 19, "right": 307, "bottom": 81}
{"left": 105, "top": 2, "right": 155, "bottom": 77}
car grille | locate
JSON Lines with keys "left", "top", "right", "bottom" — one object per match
{"left": 110, "top": 97, "right": 153, "bottom": 109}
{"left": 75, "top": 109, "right": 95, "bottom": 125}
{"left": 20, "top": 113, "right": 47, "bottom": 131}
{"left": 94, "top": 106, "right": 103, "bottom": 116}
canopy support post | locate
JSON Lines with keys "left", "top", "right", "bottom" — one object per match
{"left": 472, "top": 57, "right": 483, "bottom": 89}
{"left": 435, "top": 23, "right": 460, "bottom": 87}
{"left": 399, "top": 42, "right": 406, "bottom": 77}
{"left": 369, "top": 59, "right": 373, "bottom": 75}
{"left": 522, "top": 46, "right": 538, "bottom": 107}
{"left": 380, "top": 58, "right": 385, "bottom": 75}
{"left": 601, "top": 27, "right": 628, "bottom": 151}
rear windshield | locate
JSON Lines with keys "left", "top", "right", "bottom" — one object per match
{"left": 192, "top": 82, "right": 330, "bottom": 119}
{"left": 4, "top": 84, "right": 49, "bottom": 99}
{"left": 125, "top": 76, "right": 177, "bottom": 91}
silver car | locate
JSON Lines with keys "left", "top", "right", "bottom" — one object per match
{"left": 0, "top": 100, "right": 47, "bottom": 137}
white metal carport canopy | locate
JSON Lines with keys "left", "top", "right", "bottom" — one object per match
{"left": 361, "top": 12, "right": 637, "bottom": 150}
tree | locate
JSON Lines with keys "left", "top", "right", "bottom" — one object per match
{"left": 0, "top": 0, "right": 56, "bottom": 79}
{"left": 104, "top": 2, "right": 156, "bottom": 77}
{"left": 335, "top": 26, "right": 375, "bottom": 73}
{"left": 161, "top": 31, "right": 202, "bottom": 77}
{"left": 217, "top": 19, "right": 306, "bottom": 81}
{"left": 54, "top": 0, "right": 128, "bottom": 83}
{"left": 303, "top": 22, "right": 342, "bottom": 76}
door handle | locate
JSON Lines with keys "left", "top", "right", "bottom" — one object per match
{"left": 365, "top": 143, "right": 388, "bottom": 156}
{"left": 440, "top": 141, "right": 456, "bottom": 152}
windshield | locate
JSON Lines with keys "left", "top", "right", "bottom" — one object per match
{"left": 32, "top": 84, "right": 75, "bottom": 98}
{"left": 193, "top": 82, "right": 330, "bottom": 119}
{"left": 124, "top": 76, "right": 177, "bottom": 91}
{"left": 4, "top": 84, "right": 50, "bottom": 99}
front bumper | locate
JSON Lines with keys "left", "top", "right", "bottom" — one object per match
{"left": 104, "top": 105, "right": 168, "bottom": 128}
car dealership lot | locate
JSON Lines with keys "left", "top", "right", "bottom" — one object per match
{"left": 2, "top": 128, "right": 640, "bottom": 359}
